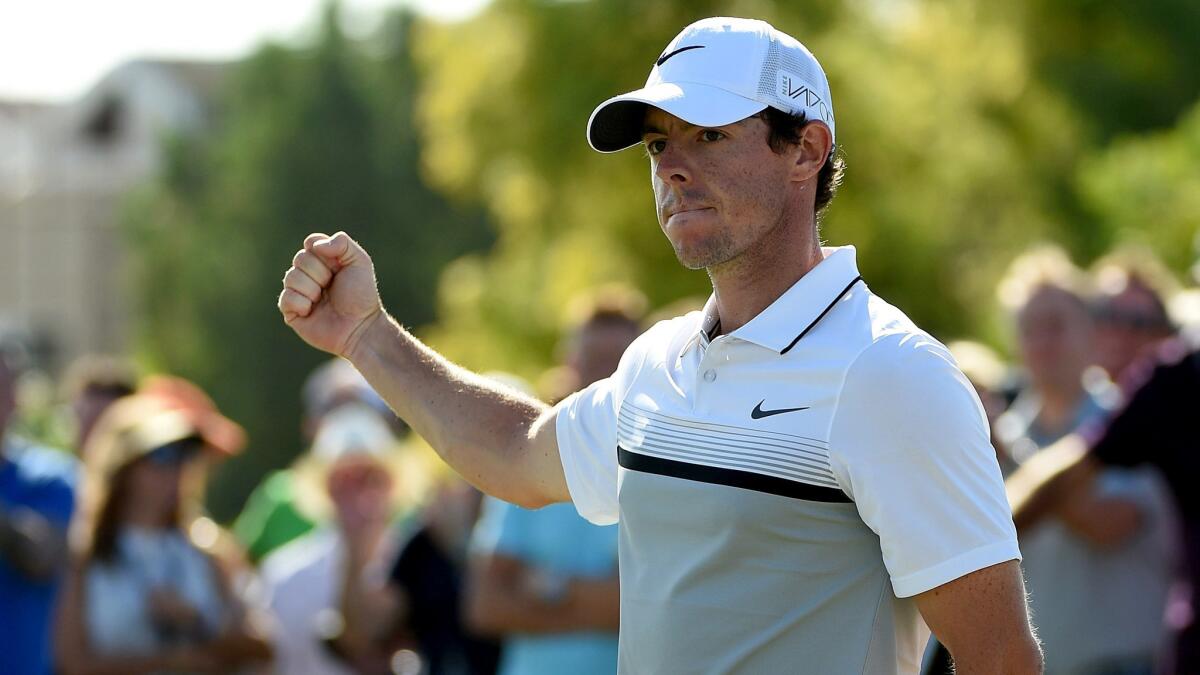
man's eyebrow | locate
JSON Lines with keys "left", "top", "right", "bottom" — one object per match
{"left": 641, "top": 120, "right": 697, "bottom": 137}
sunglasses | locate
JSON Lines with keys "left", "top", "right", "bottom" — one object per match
{"left": 144, "top": 436, "right": 203, "bottom": 467}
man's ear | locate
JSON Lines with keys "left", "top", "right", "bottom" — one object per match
{"left": 790, "top": 121, "right": 833, "bottom": 183}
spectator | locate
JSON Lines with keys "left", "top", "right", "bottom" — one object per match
{"left": 61, "top": 356, "right": 137, "bottom": 458}
{"left": 259, "top": 402, "right": 412, "bottom": 675}
{"left": 55, "top": 393, "right": 271, "bottom": 675}
{"left": 1, "top": 350, "right": 77, "bottom": 675}
{"left": 380, "top": 476, "right": 500, "bottom": 675}
{"left": 1090, "top": 248, "right": 1178, "bottom": 383}
{"left": 997, "top": 247, "right": 1174, "bottom": 675}
{"left": 463, "top": 291, "right": 641, "bottom": 675}
{"left": 994, "top": 246, "right": 1111, "bottom": 463}
{"left": 335, "top": 441, "right": 507, "bottom": 674}
{"left": 233, "top": 358, "right": 399, "bottom": 564}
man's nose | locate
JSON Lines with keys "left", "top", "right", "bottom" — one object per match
{"left": 654, "top": 145, "right": 692, "bottom": 185}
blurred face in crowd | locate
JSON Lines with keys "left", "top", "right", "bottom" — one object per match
{"left": 326, "top": 454, "right": 394, "bottom": 529}
{"left": 569, "top": 319, "right": 642, "bottom": 387}
{"left": 1016, "top": 285, "right": 1093, "bottom": 392}
{"left": 74, "top": 388, "right": 127, "bottom": 452}
{"left": 122, "top": 441, "right": 198, "bottom": 526}
{"left": 643, "top": 108, "right": 803, "bottom": 271}
{"left": 1093, "top": 281, "right": 1172, "bottom": 379}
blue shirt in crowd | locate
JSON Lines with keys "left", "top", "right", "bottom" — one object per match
{"left": 472, "top": 498, "right": 619, "bottom": 675}
{"left": 0, "top": 439, "right": 77, "bottom": 675}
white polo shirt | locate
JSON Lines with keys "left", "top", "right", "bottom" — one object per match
{"left": 554, "top": 246, "right": 1020, "bottom": 674}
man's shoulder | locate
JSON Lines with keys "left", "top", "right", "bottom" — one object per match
{"left": 845, "top": 328, "right": 957, "bottom": 389}
{"left": 637, "top": 311, "right": 701, "bottom": 348}
{"left": 608, "top": 311, "right": 702, "bottom": 377}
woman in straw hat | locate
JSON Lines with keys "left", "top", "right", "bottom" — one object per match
{"left": 54, "top": 391, "right": 271, "bottom": 674}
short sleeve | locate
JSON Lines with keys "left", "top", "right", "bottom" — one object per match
{"left": 555, "top": 377, "right": 621, "bottom": 526}
{"left": 828, "top": 333, "right": 1021, "bottom": 598}
{"left": 554, "top": 325, "right": 656, "bottom": 526}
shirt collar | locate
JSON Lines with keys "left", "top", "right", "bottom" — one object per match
{"left": 684, "top": 245, "right": 864, "bottom": 355}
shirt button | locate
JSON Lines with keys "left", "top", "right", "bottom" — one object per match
{"left": 703, "top": 369, "right": 717, "bottom": 382}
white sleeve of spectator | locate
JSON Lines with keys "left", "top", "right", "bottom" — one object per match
{"left": 553, "top": 329, "right": 653, "bottom": 526}
{"left": 828, "top": 332, "right": 1021, "bottom": 598}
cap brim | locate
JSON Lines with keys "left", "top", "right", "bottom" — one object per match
{"left": 587, "top": 81, "right": 767, "bottom": 153}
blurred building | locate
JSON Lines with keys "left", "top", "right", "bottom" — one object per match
{"left": 0, "top": 59, "right": 225, "bottom": 369}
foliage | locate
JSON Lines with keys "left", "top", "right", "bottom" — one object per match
{"left": 411, "top": 0, "right": 1198, "bottom": 362}
{"left": 123, "top": 0, "right": 1200, "bottom": 516}
{"left": 123, "top": 7, "right": 492, "bottom": 519}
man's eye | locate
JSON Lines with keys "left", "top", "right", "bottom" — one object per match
{"left": 646, "top": 139, "right": 667, "bottom": 155}
{"left": 701, "top": 130, "right": 724, "bottom": 142}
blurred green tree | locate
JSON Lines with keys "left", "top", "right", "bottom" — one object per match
{"left": 1078, "top": 99, "right": 1200, "bottom": 275}
{"left": 411, "top": 0, "right": 1088, "bottom": 365}
{"left": 123, "top": 6, "right": 492, "bottom": 520}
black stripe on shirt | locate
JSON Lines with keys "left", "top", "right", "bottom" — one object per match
{"left": 617, "top": 446, "right": 852, "bottom": 503}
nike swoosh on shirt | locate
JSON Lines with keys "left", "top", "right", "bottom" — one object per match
{"left": 656, "top": 45, "right": 705, "bottom": 67}
{"left": 750, "top": 400, "right": 810, "bottom": 419}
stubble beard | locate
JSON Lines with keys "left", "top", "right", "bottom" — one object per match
{"left": 671, "top": 228, "right": 741, "bottom": 271}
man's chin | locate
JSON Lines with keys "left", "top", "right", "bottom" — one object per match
{"left": 672, "top": 244, "right": 735, "bottom": 271}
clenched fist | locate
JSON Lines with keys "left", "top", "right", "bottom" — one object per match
{"left": 278, "top": 232, "right": 384, "bottom": 358}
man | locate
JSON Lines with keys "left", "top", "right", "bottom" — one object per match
{"left": 465, "top": 293, "right": 641, "bottom": 675}
{"left": 0, "top": 352, "right": 76, "bottom": 675}
{"left": 234, "top": 357, "right": 397, "bottom": 563}
{"left": 260, "top": 402, "right": 405, "bottom": 675}
{"left": 279, "top": 17, "right": 1040, "bottom": 673}
{"left": 60, "top": 355, "right": 137, "bottom": 457}
{"left": 1090, "top": 252, "right": 1177, "bottom": 383}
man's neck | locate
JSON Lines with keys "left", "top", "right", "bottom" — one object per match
{"left": 707, "top": 221, "right": 824, "bottom": 335}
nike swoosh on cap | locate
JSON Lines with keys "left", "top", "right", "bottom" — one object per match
{"left": 750, "top": 400, "right": 810, "bottom": 419}
{"left": 656, "top": 44, "right": 705, "bottom": 67}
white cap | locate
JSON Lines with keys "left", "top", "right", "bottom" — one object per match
{"left": 587, "top": 17, "right": 835, "bottom": 153}
{"left": 310, "top": 403, "right": 398, "bottom": 464}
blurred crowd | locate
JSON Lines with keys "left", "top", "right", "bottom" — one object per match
{"left": 1, "top": 245, "right": 1198, "bottom": 675}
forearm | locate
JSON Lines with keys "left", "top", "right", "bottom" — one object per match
{"left": 1006, "top": 436, "right": 1090, "bottom": 532}
{"left": 468, "top": 576, "right": 619, "bottom": 635}
{"left": 347, "top": 312, "right": 562, "bottom": 507}
{"left": 59, "top": 648, "right": 217, "bottom": 675}
{"left": 337, "top": 553, "right": 401, "bottom": 654}
{"left": 1055, "top": 493, "right": 1142, "bottom": 548}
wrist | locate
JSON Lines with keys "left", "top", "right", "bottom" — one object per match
{"left": 343, "top": 308, "right": 388, "bottom": 364}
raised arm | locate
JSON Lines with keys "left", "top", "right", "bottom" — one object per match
{"left": 278, "top": 231, "right": 569, "bottom": 509}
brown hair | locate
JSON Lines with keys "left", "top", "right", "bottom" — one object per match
{"left": 563, "top": 284, "right": 648, "bottom": 334}
{"left": 84, "top": 456, "right": 184, "bottom": 563}
{"left": 63, "top": 355, "right": 137, "bottom": 401}
{"left": 757, "top": 106, "right": 845, "bottom": 217}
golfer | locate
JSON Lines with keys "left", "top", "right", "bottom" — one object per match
{"left": 279, "top": 17, "right": 1042, "bottom": 674}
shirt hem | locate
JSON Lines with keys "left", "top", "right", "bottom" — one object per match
{"left": 891, "top": 539, "right": 1022, "bottom": 598}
